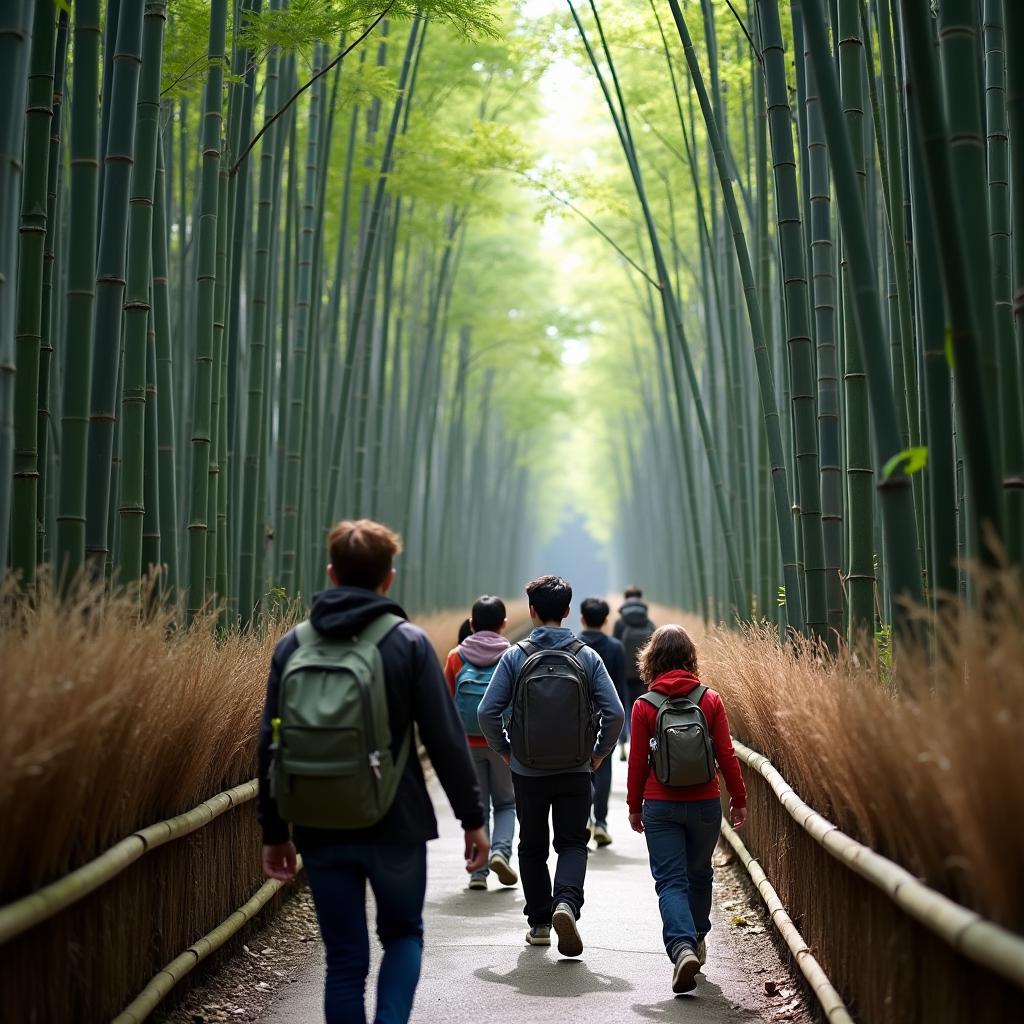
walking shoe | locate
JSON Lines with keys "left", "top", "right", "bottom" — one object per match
{"left": 552, "top": 902, "right": 584, "bottom": 957}
{"left": 489, "top": 851, "right": 518, "bottom": 886}
{"left": 696, "top": 937, "right": 707, "bottom": 967}
{"left": 618, "top": 743, "right": 627, "bottom": 762}
{"left": 592, "top": 823, "right": 612, "bottom": 847}
{"left": 468, "top": 876, "right": 487, "bottom": 891}
{"left": 525, "top": 926, "right": 551, "bottom": 946}
{"left": 672, "top": 947, "right": 701, "bottom": 993}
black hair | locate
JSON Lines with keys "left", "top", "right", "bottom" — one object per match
{"left": 470, "top": 595, "right": 506, "bottom": 633}
{"left": 623, "top": 585, "right": 643, "bottom": 599}
{"left": 526, "top": 575, "right": 573, "bottom": 623}
{"left": 580, "top": 597, "right": 610, "bottom": 628}
{"left": 457, "top": 618, "right": 473, "bottom": 644}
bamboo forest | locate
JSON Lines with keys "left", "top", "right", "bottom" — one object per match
{"left": 1, "top": 2, "right": 1022, "bottom": 1023}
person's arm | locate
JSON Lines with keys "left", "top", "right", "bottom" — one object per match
{"left": 443, "top": 649, "right": 461, "bottom": 698}
{"left": 259, "top": 632, "right": 299, "bottom": 880}
{"left": 613, "top": 618, "right": 624, "bottom": 640}
{"left": 626, "top": 698, "right": 653, "bottom": 820}
{"left": 408, "top": 628, "right": 485, "bottom": 832}
{"left": 587, "top": 650, "right": 624, "bottom": 762}
{"left": 611, "top": 640, "right": 626, "bottom": 690}
{"left": 477, "top": 648, "right": 516, "bottom": 757}
{"left": 708, "top": 692, "right": 747, "bottom": 827}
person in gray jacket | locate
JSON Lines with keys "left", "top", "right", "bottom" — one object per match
{"left": 478, "top": 575, "right": 624, "bottom": 958}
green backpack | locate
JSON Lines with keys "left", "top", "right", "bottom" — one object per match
{"left": 270, "top": 613, "right": 408, "bottom": 829}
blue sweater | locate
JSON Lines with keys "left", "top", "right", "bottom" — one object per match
{"left": 477, "top": 626, "right": 625, "bottom": 776}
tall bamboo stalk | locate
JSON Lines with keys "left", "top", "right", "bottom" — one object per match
{"left": 11, "top": 1, "right": 58, "bottom": 584}
{"left": 55, "top": 0, "right": 102, "bottom": 584}
{"left": 186, "top": 0, "right": 228, "bottom": 619}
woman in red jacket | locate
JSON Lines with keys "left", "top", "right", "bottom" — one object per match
{"left": 626, "top": 625, "right": 747, "bottom": 995}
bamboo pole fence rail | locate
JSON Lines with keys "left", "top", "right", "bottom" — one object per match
{"left": 733, "top": 740, "right": 1024, "bottom": 990}
{"left": 0, "top": 779, "right": 258, "bottom": 945}
{"left": 720, "top": 820, "right": 854, "bottom": 1024}
{"left": 111, "top": 856, "right": 303, "bottom": 1024}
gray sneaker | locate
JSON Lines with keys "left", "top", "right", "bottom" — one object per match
{"left": 672, "top": 947, "right": 700, "bottom": 993}
{"left": 592, "top": 823, "right": 612, "bottom": 847}
{"left": 696, "top": 937, "right": 707, "bottom": 967}
{"left": 468, "top": 876, "right": 487, "bottom": 891}
{"left": 552, "top": 902, "right": 584, "bottom": 957}
{"left": 489, "top": 851, "right": 518, "bottom": 886}
{"left": 525, "top": 926, "right": 551, "bottom": 946}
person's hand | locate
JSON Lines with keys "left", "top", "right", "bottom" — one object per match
{"left": 262, "top": 841, "right": 298, "bottom": 881}
{"left": 591, "top": 754, "right": 605, "bottom": 771}
{"left": 464, "top": 827, "right": 490, "bottom": 873}
{"left": 629, "top": 812, "right": 644, "bottom": 834}
{"left": 730, "top": 803, "right": 747, "bottom": 830}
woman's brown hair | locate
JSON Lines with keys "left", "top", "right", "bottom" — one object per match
{"left": 637, "top": 624, "right": 699, "bottom": 684}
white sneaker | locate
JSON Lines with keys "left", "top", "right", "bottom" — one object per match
{"left": 525, "top": 926, "right": 551, "bottom": 946}
{"left": 468, "top": 876, "right": 487, "bottom": 891}
{"left": 672, "top": 947, "right": 700, "bottom": 993}
{"left": 592, "top": 823, "right": 612, "bottom": 847}
{"left": 551, "top": 902, "right": 583, "bottom": 957}
{"left": 489, "top": 851, "right": 518, "bottom": 886}
{"left": 696, "top": 937, "right": 707, "bottom": 967}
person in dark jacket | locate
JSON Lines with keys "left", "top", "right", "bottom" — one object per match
{"left": 258, "top": 519, "right": 488, "bottom": 1024}
{"left": 613, "top": 586, "right": 656, "bottom": 760}
{"left": 578, "top": 597, "right": 625, "bottom": 848}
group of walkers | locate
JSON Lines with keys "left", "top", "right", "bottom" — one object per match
{"left": 257, "top": 518, "right": 747, "bottom": 1024}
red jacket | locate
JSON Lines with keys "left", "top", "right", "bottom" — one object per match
{"left": 626, "top": 669, "right": 747, "bottom": 814}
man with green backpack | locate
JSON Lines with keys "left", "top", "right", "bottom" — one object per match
{"left": 257, "top": 519, "right": 488, "bottom": 1024}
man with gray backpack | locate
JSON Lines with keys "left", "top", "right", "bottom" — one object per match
{"left": 614, "top": 586, "right": 656, "bottom": 760}
{"left": 257, "top": 519, "right": 489, "bottom": 1024}
{"left": 443, "top": 595, "right": 517, "bottom": 891}
{"left": 478, "top": 575, "right": 624, "bottom": 958}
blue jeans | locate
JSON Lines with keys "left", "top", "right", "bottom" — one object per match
{"left": 299, "top": 842, "right": 427, "bottom": 1024}
{"left": 642, "top": 798, "right": 722, "bottom": 961}
{"left": 471, "top": 746, "right": 516, "bottom": 879}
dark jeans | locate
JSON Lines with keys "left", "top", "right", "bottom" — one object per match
{"left": 621, "top": 677, "right": 644, "bottom": 741}
{"left": 642, "top": 798, "right": 722, "bottom": 961}
{"left": 299, "top": 842, "right": 427, "bottom": 1024}
{"left": 591, "top": 756, "right": 611, "bottom": 827}
{"left": 512, "top": 771, "right": 591, "bottom": 927}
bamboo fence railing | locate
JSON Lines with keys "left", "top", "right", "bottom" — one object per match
{"left": 720, "top": 820, "right": 854, "bottom": 1024}
{"left": 732, "top": 740, "right": 1024, "bottom": 990}
{"left": 0, "top": 780, "right": 260, "bottom": 945}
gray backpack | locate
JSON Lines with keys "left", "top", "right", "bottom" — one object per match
{"left": 638, "top": 686, "right": 716, "bottom": 787}
{"left": 270, "top": 613, "right": 408, "bottom": 829}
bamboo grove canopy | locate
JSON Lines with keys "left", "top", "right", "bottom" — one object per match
{"left": 0, "top": 0, "right": 1022, "bottom": 645}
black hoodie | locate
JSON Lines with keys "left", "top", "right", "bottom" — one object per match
{"left": 257, "top": 586, "right": 484, "bottom": 847}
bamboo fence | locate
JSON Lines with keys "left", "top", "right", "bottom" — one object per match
{"left": 732, "top": 740, "right": 1024, "bottom": 991}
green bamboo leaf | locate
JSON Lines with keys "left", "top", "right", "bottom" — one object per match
{"left": 882, "top": 446, "right": 929, "bottom": 480}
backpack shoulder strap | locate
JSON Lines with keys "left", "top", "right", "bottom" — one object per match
{"left": 516, "top": 639, "right": 540, "bottom": 657}
{"left": 687, "top": 684, "right": 709, "bottom": 707}
{"left": 358, "top": 612, "right": 405, "bottom": 648}
{"left": 566, "top": 638, "right": 587, "bottom": 656}
{"left": 294, "top": 620, "right": 317, "bottom": 648}
{"left": 637, "top": 690, "right": 668, "bottom": 710}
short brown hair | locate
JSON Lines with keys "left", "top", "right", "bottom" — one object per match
{"left": 327, "top": 519, "right": 402, "bottom": 590}
{"left": 637, "top": 624, "right": 698, "bottom": 683}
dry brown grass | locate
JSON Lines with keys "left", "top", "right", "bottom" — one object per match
{"left": 0, "top": 580, "right": 510, "bottom": 1023}
{"left": 653, "top": 577, "right": 1024, "bottom": 1023}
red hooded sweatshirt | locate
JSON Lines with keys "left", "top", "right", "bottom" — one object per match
{"left": 626, "top": 669, "right": 747, "bottom": 814}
